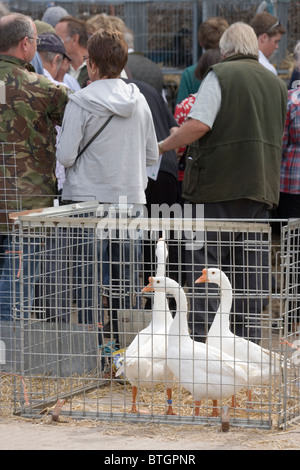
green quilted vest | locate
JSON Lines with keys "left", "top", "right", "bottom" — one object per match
{"left": 182, "top": 54, "right": 287, "bottom": 209}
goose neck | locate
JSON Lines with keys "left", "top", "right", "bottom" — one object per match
{"left": 169, "top": 286, "right": 189, "bottom": 336}
{"left": 211, "top": 276, "right": 232, "bottom": 332}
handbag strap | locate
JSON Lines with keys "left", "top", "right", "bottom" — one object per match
{"left": 75, "top": 115, "right": 113, "bottom": 162}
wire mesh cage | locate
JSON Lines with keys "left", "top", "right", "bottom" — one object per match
{"left": 278, "top": 220, "right": 300, "bottom": 429}
{"left": 0, "top": 142, "right": 23, "bottom": 417}
{"left": 1, "top": 202, "right": 298, "bottom": 429}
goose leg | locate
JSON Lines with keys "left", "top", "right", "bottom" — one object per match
{"left": 246, "top": 388, "right": 253, "bottom": 408}
{"left": 232, "top": 390, "right": 253, "bottom": 411}
{"left": 130, "top": 386, "right": 138, "bottom": 413}
{"left": 231, "top": 395, "right": 239, "bottom": 408}
{"left": 194, "top": 401, "right": 201, "bottom": 416}
{"left": 130, "top": 385, "right": 150, "bottom": 414}
{"left": 166, "top": 388, "right": 176, "bottom": 415}
{"left": 211, "top": 400, "right": 219, "bottom": 417}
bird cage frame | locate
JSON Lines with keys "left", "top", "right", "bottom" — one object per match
{"left": 1, "top": 202, "right": 299, "bottom": 429}
{"left": 277, "top": 219, "right": 300, "bottom": 430}
{"left": 0, "top": 142, "right": 23, "bottom": 418}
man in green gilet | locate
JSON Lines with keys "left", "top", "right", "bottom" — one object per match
{"left": 158, "top": 22, "right": 287, "bottom": 344}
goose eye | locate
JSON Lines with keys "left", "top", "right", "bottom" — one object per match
{"left": 212, "top": 270, "right": 215, "bottom": 275}
{"left": 157, "top": 280, "right": 160, "bottom": 284}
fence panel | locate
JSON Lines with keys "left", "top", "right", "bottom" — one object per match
{"left": 278, "top": 220, "right": 300, "bottom": 430}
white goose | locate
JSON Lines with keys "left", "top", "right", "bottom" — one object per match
{"left": 144, "top": 275, "right": 256, "bottom": 417}
{"left": 195, "top": 268, "right": 281, "bottom": 402}
{"left": 116, "top": 239, "right": 176, "bottom": 414}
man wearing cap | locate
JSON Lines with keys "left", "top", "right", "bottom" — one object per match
{"left": 250, "top": 11, "right": 286, "bottom": 75}
{"left": 38, "top": 32, "right": 73, "bottom": 85}
{"left": 37, "top": 32, "right": 79, "bottom": 192}
{"left": 38, "top": 31, "right": 80, "bottom": 92}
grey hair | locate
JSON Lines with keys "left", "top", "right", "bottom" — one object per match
{"left": 0, "top": 13, "right": 35, "bottom": 52}
{"left": 219, "top": 22, "right": 259, "bottom": 58}
{"left": 39, "top": 50, "right": 63, "bottom": 66}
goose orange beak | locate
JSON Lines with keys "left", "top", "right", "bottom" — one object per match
{"left": 195, "top": 268, "right": 208, "bottom": 284}
{"left": 142, "top": 276, "right": 155, "bottom": 292}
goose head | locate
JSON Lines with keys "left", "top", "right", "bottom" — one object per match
{"left": 142, "top": 276, "right": 179, "bottom": 294}
{"left": 142, "top": 277, "right": 188, "bottom": 335}
{"left": 195, "top": 268, "right": 229, "bottom": 287}
{"left": 195, "top": 268, "right": 232, "bottom": 312}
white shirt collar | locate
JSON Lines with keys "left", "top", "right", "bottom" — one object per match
{"left": 258, "top": 50, "right": 278, "bottom": 75}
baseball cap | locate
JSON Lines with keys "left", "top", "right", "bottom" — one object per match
{"left": 37, "top": 32, "right": 72, "bottom": 61}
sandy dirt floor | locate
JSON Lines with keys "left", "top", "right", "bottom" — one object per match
{"left": 1, "top": 416, "right": 300, "bottom": 451}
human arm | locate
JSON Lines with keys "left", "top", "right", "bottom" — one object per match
{"left": 158, "top": 118, "right": 210, "bottom": 154}
{"left": 169, "top": 126, "right": 178, "bottom": 135}
{"left": 145, "top": 109, "right": 160, "bottom": 166}
{"left": 44, "top": 79, "right": 69, "bottom": 128}
{"left": 159, "top": 70, "right": 221, "bottom": 154}
{"left": 56, "top": 101, "right": 85, "bottom": 168}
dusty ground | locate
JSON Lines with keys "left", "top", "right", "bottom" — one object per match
{"left": 1, "top": 415, "right": 300, "bottom": 451}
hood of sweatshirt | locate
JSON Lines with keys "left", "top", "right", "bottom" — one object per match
{"left": 68, "top": 78, "right": 140, "bottom": 118}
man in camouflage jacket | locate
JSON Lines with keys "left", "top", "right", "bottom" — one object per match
{"left": 0, "top": 13, "right": 69, "bottom": 230}
{"left": 0, "top": 13, "right": 69, "bottom": 320}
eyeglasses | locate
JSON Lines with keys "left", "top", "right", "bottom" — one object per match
{"left": 28, "top": 37, "right": 41, "bottom": 45}
{"left": 265, "top": 20, "right": 281, "bottom": 34}
{"left": 83, "top": 55, "right": 89, "bottom": 61}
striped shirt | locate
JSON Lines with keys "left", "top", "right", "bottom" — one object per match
{"left": 281, "top": 87, "right": 300, "bottom": 194}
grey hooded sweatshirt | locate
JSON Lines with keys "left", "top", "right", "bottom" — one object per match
{"left": 56, "top": 79, "right": 158, "bottom": 204}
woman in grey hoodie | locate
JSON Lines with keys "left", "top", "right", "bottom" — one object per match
{"left": 56, "top": 29, "right": 158, "bottom": 204}
{"left": 56, "top": 30, "right": 159, "bottom": 344}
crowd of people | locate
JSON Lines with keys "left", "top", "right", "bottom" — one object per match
{"left": 0, "top": 4, "right": 299, "bottom": 344}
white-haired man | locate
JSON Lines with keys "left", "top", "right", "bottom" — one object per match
{"left": 158, "top": 22, "right": 287, "bottom": 345}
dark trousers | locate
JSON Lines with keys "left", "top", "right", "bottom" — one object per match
{"left": 275, "top": 192, "right": 300, "bottom": 219}
{"left": 184, "top": 199, "right": 270, "bottom": 344}
{"left": 144, "top": 171, "right": 180, "bottom": 310}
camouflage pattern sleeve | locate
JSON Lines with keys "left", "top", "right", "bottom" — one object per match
{"left": 0, "top": 55, "right": 69, "bottom": 230}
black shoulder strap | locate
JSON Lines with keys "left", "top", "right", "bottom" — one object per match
{"left": 75, "top": 115, "right": 113, "bottom": 162}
